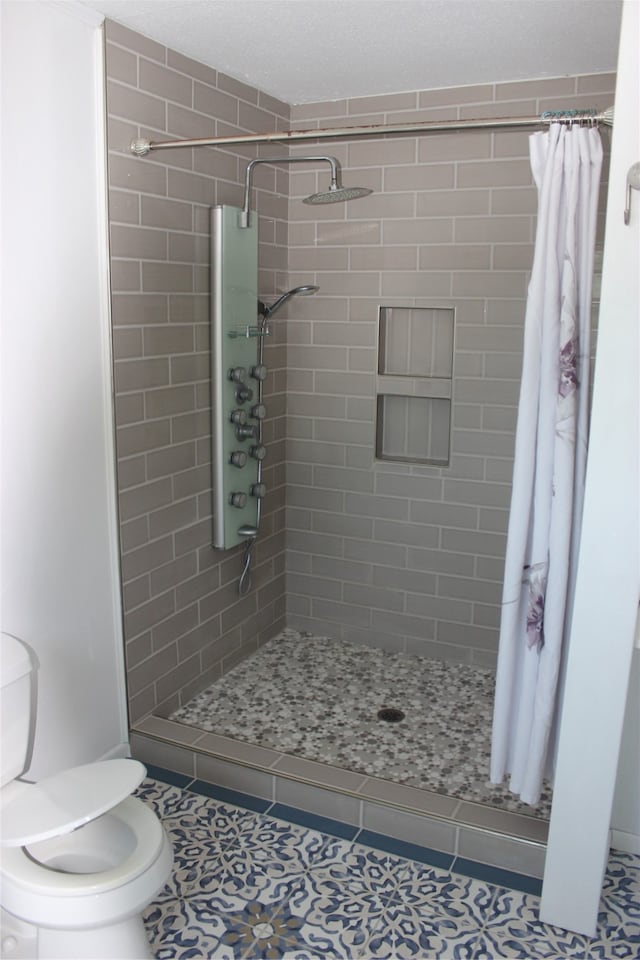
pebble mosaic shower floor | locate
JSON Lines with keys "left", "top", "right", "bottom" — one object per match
{"left": 170, "top": 629, "right": 553, "bottom": 818}
{"left": 139, "top": 774, "right": 640, "bottom": 959}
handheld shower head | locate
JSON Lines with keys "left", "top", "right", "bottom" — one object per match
{"left": 258, "top": 284, "right": 319, "bottom": 320}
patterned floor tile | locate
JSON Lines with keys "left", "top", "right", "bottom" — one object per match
{"left": 154, "top": 804, "right": 264, "bottom": 901}
{"left": 169, "top": 629, "right": 553, "bottom": 818}
{"left": 137, "top": 777, "right": 187, "bottom": 819}
{"left": 277, "top": 954, "right": 328, "bottom": 959}
{"left": 217, "top": 899, "right": 306, "bottom": 959}
{"left": 585, "top": 897, "right": 640, "bottom": 959}
{"left": 202, "top": 844, "right": 312, "bottom": 907}
{"left": 163, "top": 799, "right": 259, "bottom": 852}
{"left": 140, "top": 779, "right": 640, "bottom": 960}
{"left": 601, "top": 850, "right": 640, "bottom": 908}
{"left": 474, "top": 931, "right": 590, "bottom": 959}
{"left": 391, "top": 860, "right": 498, "bottom": 927}
{"left": 478, "top": 888, "right": 592, "bottom": 958}
{"left": 366, "top": 905, "right": 482, "bottom": 959}
{"left": 143, "top": 895, "right": 239, "bottom": 959}
{"left": 226, "top": 812, "right": 331, "bottom": 868}
{"left": 266, "top": 839, "right": 415, "bottom": 958}
{"left": 277, "top": 887, "right": 383, "bottom": 959}
{"left": 278, "top": 952, "right": 329, "bottom": 959}
{"left": 304, "top": 837, "right": 410, "bottom": 904}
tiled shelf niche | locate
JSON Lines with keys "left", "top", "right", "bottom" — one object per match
{"left": 376, "top": 394, "right": 451, "bottom": 465}
{"left": 376, "top": 306, "right": 455, "bottom": 466}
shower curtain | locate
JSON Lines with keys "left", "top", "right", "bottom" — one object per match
{"left": 490, "top": 123, "right": 603, "bottom": 805}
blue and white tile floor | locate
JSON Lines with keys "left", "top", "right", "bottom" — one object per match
{"left": 139, "top": 769, "right": 640, "bottom": 959}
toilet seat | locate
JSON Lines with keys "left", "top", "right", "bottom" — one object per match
{"left": 1, "top": 796, "right": 173, "bottom": 929}
{"left": 1, "top": 759, "right": 146, "bottom": 847}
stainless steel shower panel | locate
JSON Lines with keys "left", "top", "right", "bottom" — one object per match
{"left": 211, "top": 205, "right": 261, "bottom": 550}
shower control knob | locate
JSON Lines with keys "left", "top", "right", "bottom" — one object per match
{"left": 235, "top": 384, "right": 254, "bottom": 403}
{"left": 250, "top": 364, "right": 268, "bottom": 381}
{"left": 228, "top": 366, "right": 246, "bottom": 383}
{"left": 229, "top": 492, "right": 247, "bottom": 508}
{"left": 251, "top": 403, "right": 267, "bottom": 420}
{"left": 250, "top": 444, "right": 267, "bottom": 461}
{"left": 229, "top": 450, "right": 248, "bottom": 468}
{"left": 235, "top": 424, "right": 258, "bottom": 440}
{"left": 251, "top": 483, "right": 267, "bottom": 498}
{"left": 230, "top": 409, "right": 247, "bottom": 426}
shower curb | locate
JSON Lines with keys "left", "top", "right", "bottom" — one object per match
{"left": 130, "top": 716, "right": 548, "bottom": 881}
{"left": 143, "top": 762, "right": 543, "bottom": 896}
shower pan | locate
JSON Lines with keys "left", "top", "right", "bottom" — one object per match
{"left": 171, "top": 626, "right": 554, "bottom": 817}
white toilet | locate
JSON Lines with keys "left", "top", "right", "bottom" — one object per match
{"left": 0, "top": 632, "right": 173, "bottom": 959}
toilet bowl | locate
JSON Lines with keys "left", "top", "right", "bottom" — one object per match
{"left": 1, "top": 788, "right": 173, "bottom": 959}
{"left": 0, "top": 633, "right": 173, "bottom": 959}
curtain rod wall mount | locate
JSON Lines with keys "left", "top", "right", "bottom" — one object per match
{"left": 129, "top": 106, "right": 614, "bottom": 159}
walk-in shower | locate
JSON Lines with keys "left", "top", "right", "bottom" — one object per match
{"left": 127, "top": 93, "right": 615, "bottom": 841}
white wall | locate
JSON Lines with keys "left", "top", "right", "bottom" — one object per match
{"left": 0, "top": 1, "right": 128, "bottom": 778}
{"left": 540, "top": 0, "right": 640, "bottom": 935}
{"left": 612, "top": 634, "right": 640, "bottom": 852}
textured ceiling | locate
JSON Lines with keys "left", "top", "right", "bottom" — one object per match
{"left": 83, "top": 0, "right": 622, "bottom": 104}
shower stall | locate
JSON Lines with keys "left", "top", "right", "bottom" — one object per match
{"left": 104, "top": 23, "right": 617, "bottom": 876}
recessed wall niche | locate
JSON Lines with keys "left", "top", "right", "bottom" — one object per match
{"left": 376, "top": 305, "right": 455, "bottom": 466}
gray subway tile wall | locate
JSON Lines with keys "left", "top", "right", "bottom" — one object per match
{"left": 105, "top": 21, "right": 290, "bottom": 723}
{"left": 285, "top": 74, "right": 614, "bottom": 665}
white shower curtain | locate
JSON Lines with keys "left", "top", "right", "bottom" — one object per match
{"left": 490, "top": 124, "right": 603, "bottom": 805}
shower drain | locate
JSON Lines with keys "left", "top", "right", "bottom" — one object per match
{"left": 377, "top": 706, "right": 405, "bottom": 723}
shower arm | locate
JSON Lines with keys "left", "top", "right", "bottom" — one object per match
{"left": 239, "top": 156, "right": 340, "bottom": 228}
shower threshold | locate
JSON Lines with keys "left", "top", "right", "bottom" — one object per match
{"left": 131, "top": 630, "right": 550, "bottom": 879}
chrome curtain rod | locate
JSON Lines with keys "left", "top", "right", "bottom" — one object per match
{"left": 130, "top": 106, "right": 614, "bottom": 157}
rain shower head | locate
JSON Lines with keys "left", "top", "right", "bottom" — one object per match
{"left": 240, "top": 155, "right": 372, "bottom": 227}
{"left": 303, "top": 183, "right": 372, "bottom": 205}
{"left": 258, "top": 284, "right": 319, "bottom": 320}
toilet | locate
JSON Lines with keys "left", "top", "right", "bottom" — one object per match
{"left": 0, "top": 632, "right": 173, "bottom": 959}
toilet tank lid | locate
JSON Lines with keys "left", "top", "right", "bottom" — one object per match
{"left": 0, "top": 632, "right": 35, "bottom": 686}
{"left": 1, "top": 759, "right": 146, "bottom": 847}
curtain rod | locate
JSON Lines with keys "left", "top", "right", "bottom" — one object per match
{"left": 130, "top": 106, "right": 614, "bottom": 157}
